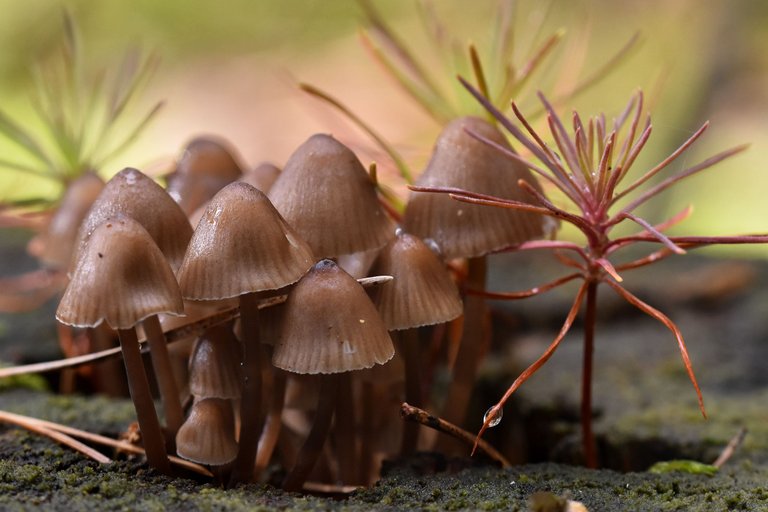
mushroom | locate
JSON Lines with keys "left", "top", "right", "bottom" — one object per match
{"left": 403, "top": 116, "right": 552, "bottom": 441}
{"left": 75, "top": 167, "right": 193, "bottom": 272}
{"left": 166, "top": 136, "right": 244, "bottom": 216}
{"left": 188, "top": 323, "right": 242, "bottom": 401}
{"left": 56, "top": 215, "right": 183, "bottom": 474}
{"left": 176, "top": 181, "right": 314, "bottom": 485}
{"left": 238, "top": 162, "right": 281, "bottom": 193}
{"left": 176, "top": 397, "right": 238, "bottom": 468}
{"left": 28, "top": 171, "right": 104, "bottom": 271}
{"left": 268, "top": 133, "right": 395, "bottom": 259}
{"left": 272, "top": 259, "right": 393, "bottom": 492}
{"left": 370, "top": 229, "right": 462, "bottom": 454}
{"left": 75, "top": 167, "right": 193, "bottom": 438}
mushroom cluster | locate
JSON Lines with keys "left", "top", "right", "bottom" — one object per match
{"left": 54, "top": 124, "right": 548, "bottom": 489}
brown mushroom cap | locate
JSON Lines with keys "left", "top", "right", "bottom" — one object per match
{"left": 56, "top": 215, "right": 184, "bottom": 330}
{"left": 268, "top": 133, "right": 395, "bottom": 258}
{"left": 177, "top": 181, "right": 315, "bottom": 300}
{"left": 403, "top": 116, "right": 551, "bottom": 259}
{"left": 75, "top": 167, "right": 193, "bottom": 272}
{"left": 175, "top": 397, "right": 238, "bottom": 466}
{"left": 167, "top": 136, "right": 244, "bottom": 215}
{"left": 370, "top": 230, "right": 462, "bottom": 330}
{"left": 188, "top": 324, "right": 242, "bottom": 400}
{"left": 239, "top": 162, "right": 281, "bottom": 193}
{"left": 272, "top": 259, "right": 394, "bottom": 374}
{"left": 30, "top": 171, "right": 104, "bottom": 270}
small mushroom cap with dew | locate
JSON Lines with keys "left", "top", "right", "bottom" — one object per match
{"left": 404, "top": 116, "right": 552, "bottom": 259}
{"left": 75, "top": 168, "right": 193, "bottom": 272}
{"left": 269, "top": 133, "right": 395, "bottom": 258}
{"left": 167, "top": 136, "right": 244, "bottom": 215}
{"left": 29, "top": 171, "right": 104, "bottom": 270}
{"left": 176, "top": 397, "right": 238, "bottom": 466}
{"left": 272, "top": 259, "right": 394, "bottom": 374}
{"left": 370, "top": 230, "right": 462, "bottom": 330}
{"left": 56, "top": 215, "right": 184, "bottom": 330}
{"left": 177, "top": 181, "right": 315, "bottom": 300}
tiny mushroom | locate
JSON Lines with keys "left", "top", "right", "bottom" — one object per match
{"left": 370, "top": 229, "right": 463, "bottom": 453}
{"left": 56, "top": 215, "right": 184, "bottom": 474}
{"left": 177, "top": 181, "right": 315, "bottom": 485}
{"left": 272, "top": 259, "right": 394, "bottom": 491}
{"left": 269, "top": 133, "right": 395, "bottom": 259}
{"left": 75, "top": 167, "right": 193, "bottom": 438}
{"left": 166, "top": 136, "right": 244, "bottom": 216}
{"left": 404, "top": 116, "right": 553, "bottom": 440}
{"left": 176, "top": 397, "right": 238, "bottom": 468}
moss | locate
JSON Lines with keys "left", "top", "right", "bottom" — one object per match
{"left": 0, "top": 362, "right": 48, "bottom": 392}
{"left": 648, "top": 460, "right": 718, "bottom": 476}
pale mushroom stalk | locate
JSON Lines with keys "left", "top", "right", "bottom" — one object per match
{"left": 87, "top": 323, "right": 125, "bottom": 397}
{"left": 359, "top": 380, "right": 377, "bottom": 485}
{"left": 254, "top": 367, "right": 287, "bottom": 476}
{"left": 117, "top": 327, "right": 172, "bottom": 474}
{"left": 436, "top": 256, "right": 488, "bottom": 447}
{"left": 282, "top": 374, "right": 339, "bottom": 492}
{"left": 229, "top": 291, "right": 263, "bottom": 485}
{"left": 333, "top": 372, "right": 357, "bottom": 484}
{"left": 396, "top": 328, "right": 423, "bottom": 455}
{"left": 142, "top": 314, "right": 184, "bottom": 438}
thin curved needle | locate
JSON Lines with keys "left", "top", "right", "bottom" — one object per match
{"left": 605, "top": 279, "right": 706, "bottom": 418}
{"left": 468, "top": 272, "right": 581, "bottom": 299}
{"left": 472, "top": 280, "right": 589, "bottom": 455}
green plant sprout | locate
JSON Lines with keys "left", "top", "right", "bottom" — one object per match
{"left": 0, "top": 12, "right": 162, "bottom": 209}
{"left": 413, "top": 78, "right": 768, "bottom": 468}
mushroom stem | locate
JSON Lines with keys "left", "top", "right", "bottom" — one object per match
{"left": 117, "top": 327, "right": 171, "bottom": 474}
{"left": 333, "top": 372, "right": 357, "bottom": 484}
{"left": 436, "top": 256, "right": 488, "bottom": 451}
{"left": 142, "top": 315, "right": 184, "bottom": 439}
{"left": 254, "top": 366, "right": 287, "bottom": 477}
{"left": 397, "top": 328, "right": 422, "bottom": 455}
{"left": 229, "top": 291, "right": 264, "bottom": 485}
{"left": 282, "top": 374, "right": 339, "bottom": 492}
{"left": 360, "top": 380, "right": 376, "bottom": 485}
{"left": 88, "top": 323, "right": 126, "bottom": 397}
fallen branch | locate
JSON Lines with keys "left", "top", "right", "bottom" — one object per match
{"left": 713, "top": 427, "right": 747, "bottom": 469}
{"left": 399, "top": 402, "right": 510, "bottom": 468}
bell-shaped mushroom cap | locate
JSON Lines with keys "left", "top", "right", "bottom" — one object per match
{"left": 178, "top": 181, "right": 315, "bottom": 300}
{"left": 29, "top": 171, "right": 104, "bottom": 270}
{"left": 239, "top": 162, "right": 281, "bottom": 193}
{"left": 76, "top": 168, "right": 193, "bottom": 272}
{"left": 56, "top": 215, "right": 184, "bottom": 330}
{"left": 371, "top": 230, "right": 462, "bottom": 330}
{"left": 188, "top": 324, "right": 242, "bottom": 400}
{"left": 167, "top": 136, "right": 244, "bottom": 215}
{"left": 175, "top": 397, "right": 238, "bottom": 466}
{"left": 403, "top": 116, "right": 551, "bottom": 259}
{"left": 268, "top": 134, "right": 395, "bottom": 258}
{"left": 272, "top": 259, "right": 394, "bottom": 374}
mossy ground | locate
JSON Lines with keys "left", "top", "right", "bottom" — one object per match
{"left": 0, "top": 392, "right": 766, "bottom": 511}
{"left": 1, "top": 237, "right": 768, "bottom": 510}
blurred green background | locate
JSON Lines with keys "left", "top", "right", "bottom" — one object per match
{"left": 1, "top": 0, "right": 767, "bottom": 255}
